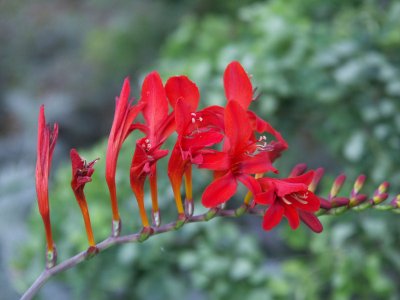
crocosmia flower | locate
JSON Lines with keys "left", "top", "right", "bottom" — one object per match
{"left": 166, "top": 75, "right": 224, "bottom": 217}
{"left": 255, "top": 171, "right": 323, "bottom": 233}
{"left": 200, "top": 100, "right": 277, "bottom": 207}
{"left": 223, "top": 61, "right": 288, "bottom": 160}
{"left": 105, "top": 78, "right": 144, "bottom": 236}
{"left": 130, "top": 71, "right": 175, "bottom": 227}
{"left": 70, "top": 149, "right": 98, "bottom": 247}
{"left": 35, "top": 105, "right": 58, "bottom": 267}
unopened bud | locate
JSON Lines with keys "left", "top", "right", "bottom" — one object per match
{"left": 351, "top": 174, "right": 366, "bottom": 197}
{"left": 329, "top": 174, "right": 346, "bottom": 200}
{"left": 390, "top": 194, "right": 400, "bottom": 208}
{"left": 349, "top": 194, "right": 367, "bottom": 207}
{"left": 372, "top": 193, "right": 389, "bottom": 205}
{"left": 378, "top": 182, "right": 390, "bottom": 194}
{"left": 319, "top": 198, "right": 332, "bottom": 209}
{"left": 331, "top": 197, "right": 350, "bottom": 208}
{"left": 309, "top": 168, "right": 324, "bottom": 193}
{"left": 289, "top": 163, "right": 307, "bottom": 177}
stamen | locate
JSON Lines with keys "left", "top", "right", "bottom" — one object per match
{"left": 198, "top": 117, "right": 203, "bottom": 122}
{"left": 282, "top": 197, "right": 292, "bottom": 205}
{"left": 292, "top": 193, "right": 308, "bottom": 204}
{"left": 256, "top": 142, "right": 267, "bottom": 151}
{"left": 191, "top": 118, "right": 196, "bottom": 124}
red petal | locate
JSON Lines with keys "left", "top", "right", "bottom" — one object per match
{"left": 140, "top": 71, "right": 169, "bottom": 142}
{"left": 201, "top": 171, "right": 237, "bottom": 207}
{"left": 281, "top": 171, "right": 315, "bottom": 186}
{"left": 111, "top": 78, "right": 131, "bottom": 138}
{"left": 151, "top": 148, "right": 169, "bottom": 161}
{"left": 262, "top": 202, "right": 284, "bottom": 230}
{"left": 286, "top": 191, "right": 320, "bottom": 212}
{"left": 48, "top": 123, "right": 58, "bottom": 164}
{"left": 199, "top": 105, "right": 225, "bottom": 130}
{"left": 175, "top": 98, "right": 192, "bottom": 135}
{"left": 259, "top": 177, "right": 308, "bottom": 198}
{"left": 299, "top": 211, "right": 323, "bottom": 233}
{"left": 165, "top": 75, "right": 200, "bottom": 111}
{"left": 247, "top": 110, "right": 288, "bottom": 149}
{"left": 224, "top": 101, "right": 252, "bottom": 153}
{"left": 239, "top": 152, "right": 277, "bottom": 174}
{"left": 168, "top": 143, "right": 188, "bottom": 185}
{"left": 70, "top": 148, "right": 84, "bottom": 173}
{"left": 181, "top": 130, "right": 224, "bottom": 150}
{"left": 121, "top": 103, "right": 145, "bottom": 142}
{"left": 130, "top": 141, "right": 150, "bottom": 178}
{"left": 238, "top": 174, "right": 261, "bottom": 195}
{"left": 198, "top": 151, "right": 230, "bottom": 170}
{"left": 283, "top": 204, "right": 300, "bottom": 230}
{"left": 106, "top": 78, "right": 142, "bottom": 181}
{"left": 224, "top": 61, "right": 253, "bottom": 109}
{"left": 156, "top": 112, "right": 176, "bottom": 145}
{"left": 255, "top": 190, "right": 275, "bottom": 205}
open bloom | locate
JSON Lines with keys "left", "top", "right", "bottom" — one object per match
{"left": 70, "top": 149, "right": 98, "bottom": 247}
{"left": 200, "top": 100, "right": 277, "bottom": 207}
{"left": 35, "top": 105, "right": 58, "bottom": 266}
{"left": 223, "top": 61, "right": 288, "bottom": 160}
{"left": 105, "top": 78, "right": 143, "bottom": 235}
{"left": 166, "top": 76, "right": 224, "bottom": 216}
{"left": 255, "top": 171, "right": 323, "bottom": 233}
{"left": 130, "top": 71, "right": 175, "bottom": 227}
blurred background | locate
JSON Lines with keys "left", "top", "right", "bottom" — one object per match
{"left": 1, "top": 0, "right": 400, "bottom": 299}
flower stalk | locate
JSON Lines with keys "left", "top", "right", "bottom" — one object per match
{"left": 26, "top": 62, "right": 400, "bottom": 300}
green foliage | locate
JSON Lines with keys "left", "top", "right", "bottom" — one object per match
{"left": 155, "top": 0, "right": 400, "bottom": 186}
{"left": 17, "top": 0, "right": 400, "bottom": 299}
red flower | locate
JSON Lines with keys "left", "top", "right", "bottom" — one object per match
{"left": 200, "top": 100, "right": 277, "bottom": 207}
{"left": 166, "top": 76, "right": 224, "bottom": 216}
{"left": 105, "top": 78, "right": 143, "bottom": 235}
{"left": 70, "top": 149, "right": 98, "bottom": 247}
{"left": 255, "top": 171, "right": 323, "bottom": 233}
{"left": 35, "top": 105, "right": 58, "bottom": 265}
{"left": 224, "top": 61, "right": 288, "bottom": 160}
{"left": 130, "top": 71, "right": 175, "bottom": 227}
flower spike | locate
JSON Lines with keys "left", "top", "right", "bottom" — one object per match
{"left": 105, "top": 78, "right": 144, "bottom": 236}
{"left": 70, "top": 149, "right": 99, "bottom": 249}
{"left": 35, "top": 105, "right": 59, "bottom": 268}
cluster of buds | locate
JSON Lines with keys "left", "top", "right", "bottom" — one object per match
{"left": 35, "top": 61, "right": 341, "bottom": 268}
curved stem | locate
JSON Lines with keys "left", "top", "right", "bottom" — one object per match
{"left": 20, "top": 201, "right": 400, "bottom": 300}
{"left": 20, "top": 207, "right": 262, "bottom": 300}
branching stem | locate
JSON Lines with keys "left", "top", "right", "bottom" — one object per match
{"left": 20, "top": 201, "right": 400, "bottom": 300}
